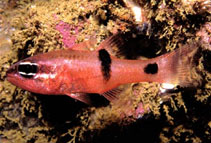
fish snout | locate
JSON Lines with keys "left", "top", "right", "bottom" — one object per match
{"left": 6, "top": 64, "right": 17, "bottom": 77}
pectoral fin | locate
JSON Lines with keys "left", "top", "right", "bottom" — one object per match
{"left": 66, "top": 93, "right": 92, "bottom": 105}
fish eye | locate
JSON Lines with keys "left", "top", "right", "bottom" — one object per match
{"left": 18, "top": 62, "right": 38, "bottom": 78}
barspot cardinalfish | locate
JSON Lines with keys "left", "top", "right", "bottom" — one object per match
{"left": 6, "top": 34, "right": 201, "bottom": 104}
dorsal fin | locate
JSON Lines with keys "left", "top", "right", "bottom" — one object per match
{"left": 101, "top": 87, "right": 123, "bottom": 102}
{"left": 68, "top": 33, "right": 127, "bottom": 56}
{"left": 69, "top": 38, "right": 97, "bottom": 51}
{"left": 97, "top": 33, "right": 126, "bottom": 56}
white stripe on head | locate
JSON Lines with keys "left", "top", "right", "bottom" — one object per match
{"left": 19, "top": 62, "right": 38, "bottom": 66}
{"left": 34, "top": 73, "right": 57, "bottom": 79}
{"left": 18, "top": 71, "right": 36, "bottom": 76}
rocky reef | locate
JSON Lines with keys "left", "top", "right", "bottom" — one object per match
{"left": 0, "top": 0, "right": 210, "bottom": 142}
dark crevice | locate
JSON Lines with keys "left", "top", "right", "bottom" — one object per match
{"left": 18, "top": 39, "right": 34, "bottom": 60}
{"left": 202, "top": 50, "right": 211, "bottom": 72}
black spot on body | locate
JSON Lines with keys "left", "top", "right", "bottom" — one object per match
{"left": 144, "top": 63, "right": 158, "bottom": 74}
{"left": 98, "top": 49, "right": 111, "bottom": 81}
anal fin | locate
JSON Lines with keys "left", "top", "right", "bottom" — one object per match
{"left": 101, "top": 87, "right": 123, "bottom": 102}
{"left": 66, "top": 93, "right": 92, "bottom": 105}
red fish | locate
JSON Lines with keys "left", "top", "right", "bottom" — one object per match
{"left": 6, "top": 34, "right": 200, "bottom": 104}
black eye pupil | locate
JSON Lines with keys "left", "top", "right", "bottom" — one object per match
{"left": 18, "top": 63, "right": 38, "bottom": 78}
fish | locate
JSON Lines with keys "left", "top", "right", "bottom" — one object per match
{"left": 6, "top": 34, "right": 201, "bottom": 104}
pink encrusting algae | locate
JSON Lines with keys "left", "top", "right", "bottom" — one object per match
{"left": 55, "top": 20, "right": 80, "bottom": 49}
{"left": 196, "top": 22, "right": 211, "bottom": 50}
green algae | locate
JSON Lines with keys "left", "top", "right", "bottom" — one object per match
{"left": 0, "top": 0, "right": 210, "bottom": 142}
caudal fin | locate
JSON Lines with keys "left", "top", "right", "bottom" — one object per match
{"left": 171, "top": 42, "right": 202, "bottom": 87}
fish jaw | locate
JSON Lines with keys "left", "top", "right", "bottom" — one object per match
{"left": 7, "top": 68, "right": 37, "bottom": 93}
{"left": 6, "top": 62, "right": 25, "bottom": 88}
{"left": 7, "top": 67, "right": 59, "bottom": 95}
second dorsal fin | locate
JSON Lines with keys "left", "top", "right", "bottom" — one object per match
{"left": 97, "top": 33, "right": 127, "bottom": 56}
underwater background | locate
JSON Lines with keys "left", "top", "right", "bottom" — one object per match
{"left": 0, "top": 0, "right": 210, "bottom": 142}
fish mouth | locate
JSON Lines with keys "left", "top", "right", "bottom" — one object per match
{"left": 6, "top": 65, "right": 17, "bottom": 75}
{"left": 6, "top": 72, "right": 17, "bottom": 82}
{"left": 6, "top": 70, "right": 23, "bottom": 89}
{"left": 6, "top": 65, "right": 18, "bottom": 82}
